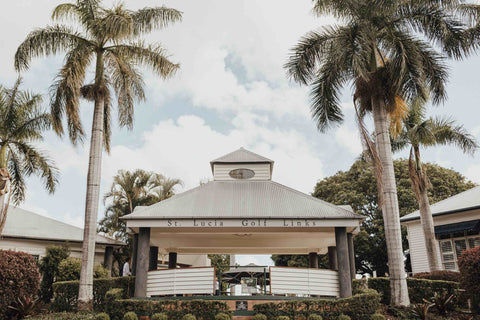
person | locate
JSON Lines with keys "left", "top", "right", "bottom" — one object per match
{"left": 123, "top": 257, "right": 132, "bottom": 276}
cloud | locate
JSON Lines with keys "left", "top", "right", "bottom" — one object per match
{"left": 335, "top": 126, "right": 362, "bottom": 156}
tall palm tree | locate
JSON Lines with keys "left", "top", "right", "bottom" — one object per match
{"left": 0, "top": 78, "right": 59, "bottom": 234}
{"left": 15, "top": 0, "right": 182, "bottom": 309}
{"left": 286, "top": 0, "right": 467, "bottom": 306}
{"left": 391, "top": 98, "right": 477, "bottom": 271}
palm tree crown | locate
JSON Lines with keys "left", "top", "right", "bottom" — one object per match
{"left": 0, "top": 78, "right": 59, "bottom": 233}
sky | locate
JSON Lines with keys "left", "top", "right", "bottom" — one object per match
{"left": 2, "top": 0, "right": 480, "bottom": 266}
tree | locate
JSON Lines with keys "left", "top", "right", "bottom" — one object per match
{"left": 99, "top": 169, "right": 182, "bottom": 273}
{"left": 15, "top": 0, "right": 182, "bottom": 309}
{"left": 310, "top": 159, "right": 475, "bottom": 276}
{"left": 391, "top": 99, "right": 477, "bottom": 271}
{"left": 39, "top": 245, "right": 70, "bottom": 302}
{"left": 271, "top": 254, "right": 329, "bottom": 269}
{"left": 285, "top": 0, "right": 466, "bottom": 305}
{"left": 0, "top": 78, "right": 58, "bottom": 234}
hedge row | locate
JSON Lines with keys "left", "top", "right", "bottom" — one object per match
{"left": 106, "top": 295, "right": 231, "bottom": 320}
{"left": 353, "top": 277, "right": 459, "bottom": 304}
{"left": 252, "top": 289, "right": 381, "bottom": 320}
{"left": 51, "top": 276, "right": 135, "bottom": 311}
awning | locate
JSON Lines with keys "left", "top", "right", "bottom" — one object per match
{"left": 434, "top": 220, "right": 480, "bottom": 236}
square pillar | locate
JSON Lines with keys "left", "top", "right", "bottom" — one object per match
{"left": 347, "top": 233, "right": 356, "bottom": 280}
{"left": 328, "top": 246, "right": 338, "bottom": 270}
{"left": 103, "top": 246, "right": 114, "bottom": 277}
{"left": 168, "top": 252, "right": 177, "bottom": 269}
{"left": 309, "top": 252, "right": 318, "bottom": 268}
{"left": 149, "top": 246, "right": 159, "bottom": 271}
{"left": 335, "top": 227, "right": 352, "bottom": 298}
{"left": 131, "top": 233, "right": 138, "bottom": 276}
{"left": 134, "top": 227, "right": 150, "bottom": 297}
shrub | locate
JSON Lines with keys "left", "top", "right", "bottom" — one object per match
{"left": 428, "top": 290, "right": 454, "bottom": 315}
{"left": 412, "top": 270, "right": 461, "bottom": 282}
{"left": 94, "top": 264, "right": 110, "bottom": 279}
{"left": 411, "top": 302, "right": 434, "bottom": 320}
{"left": 215, "top": 313, "right": 231, "bottom": 320}
{"left": 8, "top": 295, "right": 45, "bottom": 319}
{"left": 96, "top": 313, "right": 111, "bottom": 320}
{"left": 151, "top": 313, "right": 169, "bottom": 320}
{"left": 252, "top": 315, "right": 267, "bottom": 320}
{"left": 458, "top": 246, "right": 480, "bottom": 314}
{"left": 277, "top": 317, "right": 290, "bottom": 320}
{"left": 123, "top": 312, "right": 138, "bottom": 320}
{"left": 39, "top": 245, "right": 70, "bottom": 302}
{"left": 182, "top": 314, "right": 196, "bottom": 320}
{"left": 370, "top": 314, "right": 385, "bottom": 320}
{"left": 0, "top": 250, "right": 40, "bottom": 319}
{"left": 51, "top": 276, "right": 135, "bottom": 312}
{"left": 58, "top": 257, "right": 81, "bottom": 281}
{"left": 29, "top": 312, "right": 97, "bottom": 320}
{"left": 338, "top": 315, "right": 351, "bottom": 320}
{"left": 308, "top": 315, "right": 323, "bottom": 320}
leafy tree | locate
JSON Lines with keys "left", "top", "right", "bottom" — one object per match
{"left": 15, "top": 0, "right": 182, "bottom": 309}
{"left": 271, "top": 254, "right": 329, "bottom": 268}
{"left": 309, "top": 159, "right": 475, "bottom": 276}
{"left": 285, "top": 0, "right": 467, "bottom": 305}
{"left": 0, "top": 78, "right": 58, "bottom": 234}
{"left": 208, "top": 254, "right": 230, "bottom": 292}
{"left": 391, "top": 98, "right": 477, "bottom": 271}
{"left": 39, "top": 245, "right": 70, "bottom": 302}
{"left": 99, "top": 169, "right": 182, "bottom": 273}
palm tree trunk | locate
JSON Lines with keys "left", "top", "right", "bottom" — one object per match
{"left": 78, "top": 53, "right": 105, "bottom": 311}
{"left": 372, "top": 96, "right": 410, "bottom": 306}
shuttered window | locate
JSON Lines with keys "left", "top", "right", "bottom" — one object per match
{"left": 439, "top": 234, "right": 480, "bottom": 270}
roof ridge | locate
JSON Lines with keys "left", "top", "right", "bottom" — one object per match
{"left": 210, "top": 148, "right": 273, "bottom": 163}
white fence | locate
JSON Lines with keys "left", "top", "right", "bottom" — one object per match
{"left": 146, "top": 267, "right": 215, "bottom": 297}
{"left": 269, "top": 267, "right": 340, "bottom": 297}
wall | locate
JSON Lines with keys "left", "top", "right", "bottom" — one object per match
{"left": 213, "top": 163, "right": 271, "bottom": 181}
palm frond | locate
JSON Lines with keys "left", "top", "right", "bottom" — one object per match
{"left": 430, "top": 116, "right": 478, "bottom": 154}
{"left": 100, "top": 4, "right": 133, "bottom": 41}
{"left": 312, "top": 0, "right": 360, "bottom": 20}
{"left": 131, "top": 6, "right": 182, "bottom": 35}
{"left": 7, "top": 148, "right": 26, "bottom": 205}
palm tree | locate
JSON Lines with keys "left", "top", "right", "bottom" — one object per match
{"left": 285, "top": 0, "right": 467, "bottom": 306}
{"left": 0, "top": 78, "right": 58, "bottom": 234}
{"left": 15, "top": 0, "right": 182, "bottom": 309}
{"left": 391, "top": 98, "right": 477, "bottom": 271}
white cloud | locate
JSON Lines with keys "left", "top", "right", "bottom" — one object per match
{"left": 335, "top": 126, "right": 362, "bottom": 156}
{"left": 466, "top": 164, "right": 480, "bottom": 183}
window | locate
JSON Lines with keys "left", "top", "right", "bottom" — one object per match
{"left": 229, "top": 168, "right": 255, "bottom": 180}
{"left": 439, "top": 234, "right": 480, "bottom": 270}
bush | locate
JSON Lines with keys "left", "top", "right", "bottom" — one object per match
{"left": 108, "top": 299, "right": 231, "bottom": 320}
{"left": 0, "top": 250, "right": 41, "bottom": 319}
{"left": 39, "top": 245, "right": 70, "bottom": 302}
{"left": 338, "top": 315, "right": 351, "bottom": 320}
{"left": 58, "top": 257, "right": 82, "bottom": 281}
{"left": 182, "top": 314, "right": 196, "bottom": 320}
{"left": 51, "top": 276, "right": 135, "bottom": 312}
{"left": 96, "top": 313, "right": 111, "bottom": 320}
{"left": 253, "top": 290, "right": 380, "bottom": 320}
{"left": 95, "top": 264, "right": 110, "bottom": 279}
{"left": 412, "top": 270, "right": 461, "bottom": 282}
{"left": 253, "top": 315, "right": 268, "bottom": 320}
{"left": 370, "top": 314, "right": 385, "bottom": 320}
{"left": 123, "top": 312, "right": 138, "bottom": 320}
{"left": 277, "top": 317, "right": 290, "bottom": 320}
{"left": 29, "top": 312, "right": 97, "bottom": 319}
{"left": 151, "top": 313, "right": 169, "bottom": 320}
{"left": 459, "top": 246, "right": 480, "bottom": 314}
{"left": 308, "top": 315, "right": 323, "bottom": 320}
{"left": 215, "top": 313, "right": 231, "bottom": 320}
{"left": 367, "top": 277, "right": 459, "bottom": 304}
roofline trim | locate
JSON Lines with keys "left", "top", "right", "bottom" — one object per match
{"left": 400, "top": 205, "right": 480, "bottom": 223}
{"left": 1, "top": 235, "right": 125, "bottom": 246}
{"left": 122, "top": 216, "right": 364, "bottom": 221}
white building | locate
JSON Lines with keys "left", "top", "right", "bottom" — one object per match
{"left": 400, "top": 186, "right": 480, "bottom": 274}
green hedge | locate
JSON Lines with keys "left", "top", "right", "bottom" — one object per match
{"left": 51, "top": 276, "right": 135, "bottom": 312}
{"left": 253, "top": 289, "right": 380, "bottom": 320}
{"left": 364, "top": 277, "right": 459, "bottom": 305}
{"left": 107, "top": 299, "right": 231, "bottom": 320}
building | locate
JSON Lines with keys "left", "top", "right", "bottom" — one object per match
{"left": 400, "top": 186, "right": 480, "bottom": 273}
{"left": 123, "top": 148, "right": 364, "bottom": 298}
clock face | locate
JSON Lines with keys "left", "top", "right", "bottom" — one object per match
{"left": 229, "top": 168, "right": 255, "bottom": 179}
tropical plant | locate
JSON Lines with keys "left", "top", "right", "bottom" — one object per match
{"left": 8, "top": 296, "right": 45, "bottom": 319}
{"left": 0, "top": 78, "right": 58, "bottom": 234}
{"left": 391, "top": 98, "right": 477, "bottom": 271}
{"left": 285, "top": 0, "right": 467, "bottom": 306}
{"left": 427, "top": 290, "right": 454, "bottom": 315}
{"left": 15, "top": 0, "right": 182, "bottom": 310}
{"left": 411, "top": 301, "right": 434, "bottom": 320}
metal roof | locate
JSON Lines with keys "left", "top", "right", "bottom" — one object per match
{"left": 400, "top": 186, "right": 480, "bottom": 222}
{"left": 123, "top": 180, "right": 364, "bottom": 220}
{"left": 2, "top": 207, "right": 124, "bottom": 246}
{"left": 210, "top": 148, "right": 274, "bottom": 172}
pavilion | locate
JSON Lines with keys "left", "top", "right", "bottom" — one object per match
{"left": 123, "top": 148, "right": 363, "bottom": 299}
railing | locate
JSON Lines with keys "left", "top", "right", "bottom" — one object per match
{"left": 269, "top": 266, "right": 340, "bottom": 297}
{"left": 146, "top": 267, "right": 215, "bottom": 297}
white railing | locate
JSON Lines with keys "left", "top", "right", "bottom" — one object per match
{"left": 146, "top": 267, "right": 215, "bottom": 297}
{"left": 269, "top": 267, "right": 339, "bottom": 297}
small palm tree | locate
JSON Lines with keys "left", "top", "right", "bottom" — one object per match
{"left": 0, "top": 78, "right": 58, "bottom": 234}
{"left": 391, "top": 98, "right": 477, "bottom": 271}
{"left": 15, "top": 0, "right": 181, "bottom": 309}
{"left": 285, "top": 0, "right": 467, "bottom": 306}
